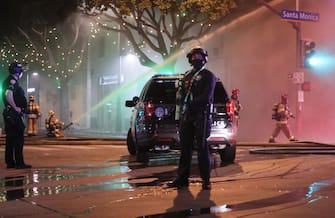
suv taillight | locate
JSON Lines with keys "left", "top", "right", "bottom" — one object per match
{"left": 144, "top": 102, "right": 154, "bottom": 117}
{"left": 226, "top": 100, "right": 235, "bottom": 117}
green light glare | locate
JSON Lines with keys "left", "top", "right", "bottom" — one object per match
{"left": 308, "top": 51, "right": 335, "bottom": 75}
{"left": 73, "top": 68, "right": 155, "bottom": 124}
{"left": 73, "top": 48, "right": 186, "bottom": 125}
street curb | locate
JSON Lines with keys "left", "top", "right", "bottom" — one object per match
{"left": 0, "top": 135, "right": 334, "bottom": 147}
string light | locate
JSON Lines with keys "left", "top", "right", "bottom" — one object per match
{"left": 0, "top": 26, "right": 87, "bottom": 82}
{"left": 1, "top": 9, "right": 212, "bottom": 80}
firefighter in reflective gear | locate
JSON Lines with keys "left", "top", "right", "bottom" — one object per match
{"left": 45, "top": 110, "right": 64, "bottom": 137}
{"left": 26, "top": 95, "right": 41, "bottom": 136}
{"left": 231, "top": 88, "right": 242, "bottom": 126}
{"left": 169, "top": 47, "right": 216, "bottom": 190}
{"left": 269, "top": 94, "right": 297, "bottom": 143}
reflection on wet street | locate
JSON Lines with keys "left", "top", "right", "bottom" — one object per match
{"left": 1, "top": 143, "right": 335, "bottom": 217}
{"left": 3, "top": 176, "right": 25, "bottom": 201}
{"left": 0, "top": 151, "right": 182, "bottom": 203}
{"left": 1, "top": 165, "right": 132, "bottom": 202}
{"left": 140, "top": 189, "right": 311, "bottom": 218}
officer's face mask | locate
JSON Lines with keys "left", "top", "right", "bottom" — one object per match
{"left": 18, "top": 72, "right": 23, "bottom": 79}
{"left": 191, "top": 59, "right": 205, "bottom": 70}
{"left": 13, "top": 71, "right": 23, "bottom": 80}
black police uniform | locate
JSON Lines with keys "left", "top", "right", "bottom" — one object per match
{"left": 176, "top": 67, "right": 216, "bottom": 186}
{"left": 2, "top": 74, "right": 28, "bottom": 168}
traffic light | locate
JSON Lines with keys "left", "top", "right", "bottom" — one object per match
{"left": 302, "top": 39, "right": 316, "bottom": 68}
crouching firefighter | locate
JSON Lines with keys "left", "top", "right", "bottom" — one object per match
{"left": 168, "top": 47, "right": 217, "bottom": 190}
{"left": 45, "top": 110, "right": 64, "bottom": 137}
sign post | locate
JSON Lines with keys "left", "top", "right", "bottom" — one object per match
{"left": 294, "top": 1, "right": 302, "bottom": 138}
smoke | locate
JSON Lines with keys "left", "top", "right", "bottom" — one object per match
{"left": 202, "top": 0, "right": 335, "bottom": 143}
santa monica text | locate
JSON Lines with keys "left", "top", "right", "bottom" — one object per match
{"left": 281, "top": 9, "right": 320, "bottom": 22}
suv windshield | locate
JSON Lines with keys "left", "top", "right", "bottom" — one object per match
{"left": 214, "top": 82, "right": 229, "bottom": 104}
{"left": 144, "top": 79, "right": 176, "bottom": 104}
{"left": 143, "top": 77, "right": 229, "bottom": 104}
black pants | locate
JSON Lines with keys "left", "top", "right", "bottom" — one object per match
{"left": 177, "top": 113, "right": 211, "bottom": 182}
{"left": 3, "top": 110, "right": 25, "bottom": 166}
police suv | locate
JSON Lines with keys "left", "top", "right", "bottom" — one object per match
{"left": 125, "top": 74, "right": 237, "bottom": 163}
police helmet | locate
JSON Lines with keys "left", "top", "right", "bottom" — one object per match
{"left": 187, "top": 47, "right": 208, "bottom": 64}
{"left": 8, "top": 62, "right": 24, "bottom": 75}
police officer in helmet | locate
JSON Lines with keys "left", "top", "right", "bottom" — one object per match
{"left": 169, "top": 47, "right": 216, "bottom": 190}
{"left": 2, "top": 62, "right": 31, "bottom": 169}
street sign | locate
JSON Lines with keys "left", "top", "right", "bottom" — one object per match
{"left": 281, "top": 9, "right": 320, "bottom": 22}
{"left": 298, "top": 90, "right": 304, "bottom": 103}
{"left": 289, "top": 72, "right": 304, "bottom": 84}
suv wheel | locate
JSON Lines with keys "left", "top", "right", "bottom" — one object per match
{"left": 127, "top": 129, "right": 136, "bottom": 155}
{"left": 136, "top": 147, "right": 149, "bottom": 163}
{"left": 218, "top": 144, "right": 236, "bottom": 164}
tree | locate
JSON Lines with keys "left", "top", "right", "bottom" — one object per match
{"left": 0, "top": 0, "right": 83, "bottom": 123}
{"left": 0, "top": 12, "right": 89, "bottom": 123}
{"left": 80, "top": 0, "right": 237, "bottom": 72}
{"left": 0, "top": 0, "right": 84, "bottom": 83}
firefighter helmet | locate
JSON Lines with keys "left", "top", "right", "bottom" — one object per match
{"left": 232, "top": 88, "right": 240, "bottom": 96}
{"left": 48, "top": 110, "right": 55, "bottom": 116}
{"left": 281, "top": 94, "right": 288, "bottom": 104}
{"left": 231, "top": 88, "right": 240, "bottom": 100}
{"left": 186, "top": 47, "right": 208, "bottom": 64}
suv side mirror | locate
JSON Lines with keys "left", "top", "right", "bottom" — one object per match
{"left": 125, "top": 96, "right": 139, "bottom": 107}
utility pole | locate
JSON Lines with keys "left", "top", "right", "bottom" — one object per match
{"left": 295, "top": 0, "right": 303, "bottom": 138}
{"left": 86, "top": 35, "right": 92, "bottom": 129}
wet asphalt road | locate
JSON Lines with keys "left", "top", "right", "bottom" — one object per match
{"left": 0, "top": 137, "right": 335, "bottom": 217}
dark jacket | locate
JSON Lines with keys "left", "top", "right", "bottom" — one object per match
{"left": 182, "top": 68, "right": 216, "bottom": 116}
{"left": 2, "top": 75, "right": 27, "bottom": 111}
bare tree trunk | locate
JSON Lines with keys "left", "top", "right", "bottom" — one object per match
{"left": 59, "top": 79, "right": 70, "bottom": 124}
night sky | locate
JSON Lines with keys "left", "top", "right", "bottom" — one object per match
{"left": 0, "top": 0, "right": 78, "bottom": 40}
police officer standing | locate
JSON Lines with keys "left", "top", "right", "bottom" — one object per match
{"left": 2, "top": 62, "right": 31, "bottom": 169}
{"left": 169, "top": 47, "right": 216, "bottom": 190}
